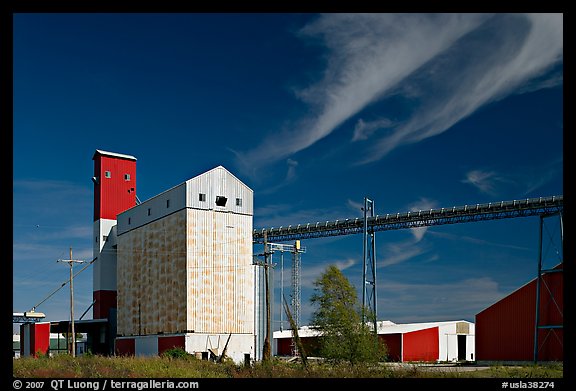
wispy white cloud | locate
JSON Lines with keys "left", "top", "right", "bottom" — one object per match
{"left": 405, "top": 197, "right": 439, "bottom": 241}
{"left": 236, "top": 13, "right": 562, "bottom": 170}
{"left": 257, "top": 158, "right": 300, "bottom": 195}
{"left": 352, "top": 118, "right": 394, "bottom": 142}
{"left": 346, "top": 199, "right": 364, "bottom": 217}
{"left": 461, "top": 169, "right": 507, "bottom": 195}
{"left": 462, "top": 158, "right": 562, "bottom": 196}
{"left": 379, "top": 236, "right": 432, "bottom": 268}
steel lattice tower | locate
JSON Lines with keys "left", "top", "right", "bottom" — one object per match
{"left": 362, "top": 197, "right": 377, "bottom": 332}
{"left": 291, "top": 245, "right": 302, "bottom": 330}
{"left": 533, "top": 212, "right": 563, "bottom": 363}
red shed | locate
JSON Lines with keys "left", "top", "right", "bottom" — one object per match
{"left": 475, "top": 264, "right": 563, "bottom": 362}
{"left": 20, "top": 322, "right": 50, "bottom": 357}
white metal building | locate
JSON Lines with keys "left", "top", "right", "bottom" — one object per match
{"left": 274, "top": 320, "right": 475, "bottom": 362}
{"left": 114, "top": 166, "right": 256, "bottom": 364}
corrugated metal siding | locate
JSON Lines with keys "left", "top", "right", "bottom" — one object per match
{"left": 93, "top": 219, "right": 118, "bottom": 293}
{"left": 476, "top": 268, "right": 563, "bottom": 361}
{"left": 379, "top": 334, "right": 402, "bottom": 362}
{"left": 117, "top": 183, "right": 186, "bottom": 235}
{"left": 185, "top": 166, "right": 253, "bottom": 215}
{"left": 186, "top": 209, "right": 254, "bottom": 334}
{"left": 93, "top": 157, "right": 102, "bottom": 221}
{"left": 117, "top": 210, "right": 188, "bottom": 336}
{"left": 95, "top": 154, "right": 136, "bottom": 221}
{"left": 403, "top": 327, "right": 439, "bottom": 362}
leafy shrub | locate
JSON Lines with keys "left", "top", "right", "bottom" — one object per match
{"left": 161, "top": 347, "right": 191, "bottom": 359}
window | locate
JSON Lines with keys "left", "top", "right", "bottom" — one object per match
{"left": 236, "top": 198, "right": 242, "bottom": 207}
{"left": 103, "top": 235, "right": 108, "bottom": 242}
{"left": 166, "top": 199, "right": 170, "bottom": 208}
{"left": 147, "top": 208, "right": 151, "bottom": 216}
{"left": 104, "top": 171, "right": 111, "bottom": 178}
{"left": 128, "top": 217, "right": 131, "bottom": 225}
{"left": 199, "top": 193, "right": 206, "bottom": 202}
{"left": 215, "top": 196, "right": 228, "bottom": 207}
{"left": 96, "top": 236, "right": 98, "bottom": 242}
{"left": 124, "top": 174, "right": 130, "bottom": 181}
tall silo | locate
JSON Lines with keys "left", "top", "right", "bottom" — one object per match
{"left": 115, "top": 166, "right": 256, "bottom": 363}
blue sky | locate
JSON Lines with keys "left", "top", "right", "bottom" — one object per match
{"left": 12, "top": 13, "right": 563, "bottom": 334}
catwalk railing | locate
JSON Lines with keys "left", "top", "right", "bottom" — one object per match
{"left": 253, "top": 195, "right": 563, "bottom": 243}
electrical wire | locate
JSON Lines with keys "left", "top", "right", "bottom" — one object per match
{"left": 30, "top": 257, "right": 97, "bottom": 312}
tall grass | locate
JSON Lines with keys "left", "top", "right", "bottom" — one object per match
{"left": 13, "top": 355, "right": 563, "bottom": 378}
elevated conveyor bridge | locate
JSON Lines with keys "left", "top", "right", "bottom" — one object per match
{"left": 253, "top": 195, "right": 563, "bottom": 243}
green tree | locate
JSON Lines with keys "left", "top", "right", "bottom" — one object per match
{"left": 310, "top": 265, "right": 386, "bottom": 365}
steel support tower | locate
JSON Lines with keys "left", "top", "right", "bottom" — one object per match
{"left": 533, "top": 211, "right": 563, "bottom": 363}
{"left": 267, "top": 242, "right": 306, "bottom": 331}
{"left": 362, "top": 198, "right": 377, "bottom": 332}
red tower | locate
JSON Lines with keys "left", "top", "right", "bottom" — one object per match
{"left": 92, "top": 150, "right": 137, "bottom": 319}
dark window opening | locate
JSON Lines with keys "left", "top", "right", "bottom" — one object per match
{"left": 216, "top": 196, "right": 228, "bottom": 207}
{"left": 147, "top": 208, "right": 151, "bottom": 216}
{"left": 166, "top": 199, "right": 170, "bottom": 208}
{"left": 124, "top": 174, "right": 130, "bottom": 181}
{"left": 128, "top": 217, "right": 131, "bottom": 225}
{"left": 199, "top": 193, "right": 206, "bottom": 202}
{"left": 236, "top": 198, "right": 242, "bottom": 207}
{"left": 104, "top": 171, "right": 111, "bottom": 178}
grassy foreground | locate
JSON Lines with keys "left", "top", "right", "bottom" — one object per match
{"left": 13, "top": 354, "right": 563, "bottom": 378}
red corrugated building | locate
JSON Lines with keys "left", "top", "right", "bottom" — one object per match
{"left": 475, "top": 264, "right": 563, "bottom": 361}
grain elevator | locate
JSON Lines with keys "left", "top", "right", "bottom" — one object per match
{"left": 92, "top": 150, "right": 257, "bottom": 363}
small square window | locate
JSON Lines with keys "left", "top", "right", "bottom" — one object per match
{"left": 124, "top": 174, "right": 130, "bottom": 181}
{"left": 215, "top": 196, "right": 228, "bottom": 207}
{"left": 236, "top": 198, "right": 242, "bottom": 207}
{"left": 104, "top": 171, "right": 111, "bottom": 178}
{"left": 147, "top": 208, "right": 151, "bottom": 216}
{"left": 166, "top": 199, "right": 170, "bottom": 208}
{"left": 199, "top": 193, "right": 206, "bottom": 202}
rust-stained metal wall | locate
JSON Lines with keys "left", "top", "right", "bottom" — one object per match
{"left": 117, "top": 165, "right": 254, "bottom": 338}
{"left": 186, "top": 209, "right": 254, "bottom": 334}
{"left": 117, "top": 210, "right": 188, "bottom": 336}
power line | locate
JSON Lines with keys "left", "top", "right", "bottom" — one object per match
{"left": 30, "top": 256, "right": 97, "bottom": 312}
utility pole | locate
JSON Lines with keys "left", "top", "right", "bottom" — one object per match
{"left": 262, "top": 231, "right": 271, "bottom": 362}
{"left": 58, "top": 247, "right": 85, "bottom": 357}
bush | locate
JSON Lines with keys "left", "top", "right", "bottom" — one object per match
{"left": 161, "top": 347, "right": 191, "bottom": 359}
